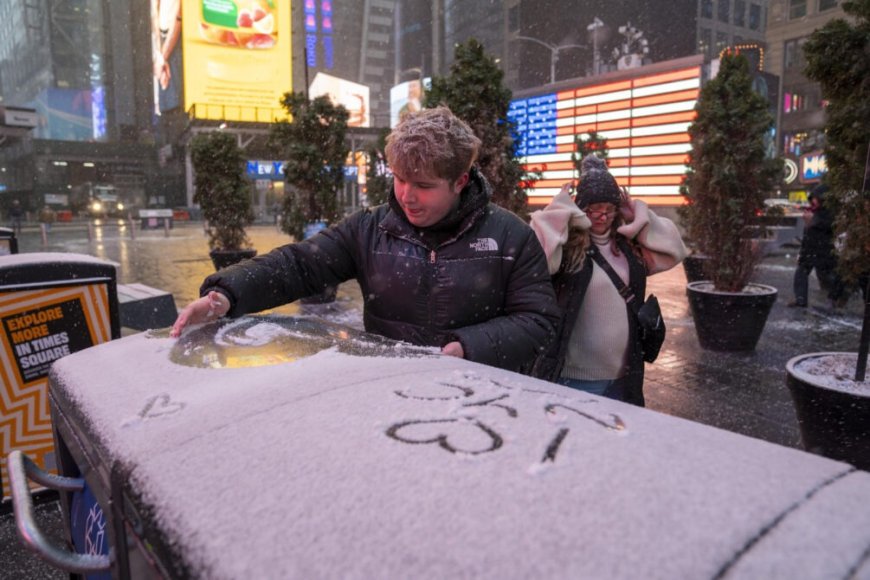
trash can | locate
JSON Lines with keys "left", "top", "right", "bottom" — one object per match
{"left": 0, "top": 226, "right": 17, "bottom": 255}
{"left": 0, "top": 253, "right": 119, "bottom": 505}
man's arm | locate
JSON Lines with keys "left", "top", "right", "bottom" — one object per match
{"left": 171, "top": 213, "right": 363, "bottom": 336}
{"left": 450, "top": 224, "right": 561, "bottom": 372}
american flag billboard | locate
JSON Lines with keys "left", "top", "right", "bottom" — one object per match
{"left": 510, "top": 59, "right": 702, "bottom": 206}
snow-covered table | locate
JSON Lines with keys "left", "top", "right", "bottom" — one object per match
{"left": 46, "top": 315, "right": 870, "bottom": 579}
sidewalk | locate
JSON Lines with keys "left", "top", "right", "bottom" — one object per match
{"left": 644, "top": 246, "right": 865, "bottom": 450}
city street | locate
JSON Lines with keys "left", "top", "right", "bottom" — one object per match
{"left": 1, "top": 218, "right": 868, "bottom": 577}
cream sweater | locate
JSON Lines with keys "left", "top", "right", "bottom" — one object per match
{"left": 561, "top": 234, "right": 632, "bottom": 379}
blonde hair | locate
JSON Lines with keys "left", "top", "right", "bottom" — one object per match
{"left": 385, "top": 106, "right": 481, "bottom": 184}
{"left": 561, "top": 226, "right": 591, "bottom": 273}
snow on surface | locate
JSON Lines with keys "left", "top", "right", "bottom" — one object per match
{"left": 49, "top": 316, "right": 870, "bottom": 579}
{"left": 788, "top": 352, "right": 870, "bottom": 396}
{"left": 0, "top": 252, "right": 118, "bottom": 268}
{"left": 688, "top": 281, "right": 777, "bottom": 295}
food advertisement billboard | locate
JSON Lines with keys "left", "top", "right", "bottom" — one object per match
{"left": 181, "top": 0, "right": 292, "bottom": 121}
{"left": 509, "top": 61, "right": 702, "bottom": 205}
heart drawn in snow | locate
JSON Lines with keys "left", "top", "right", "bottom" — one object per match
{"left": 386, "top": 418, "right": 503, "bottom": 455}
{"left": 139, "top": 394, "right": 186, "bottom": 419}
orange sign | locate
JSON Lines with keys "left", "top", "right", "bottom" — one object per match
{"left": 0, "top": 284, "right": 114, "bottom": 498}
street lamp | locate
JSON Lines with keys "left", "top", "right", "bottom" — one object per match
{"left": 514, "top": 35, "right": 587, "bottom": 84}
{"left": 586, "top": 17, "right": 609, "bottom": 76}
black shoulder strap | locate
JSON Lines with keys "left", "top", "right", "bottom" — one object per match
{"left": 588, "top": 245, "right": 641, "bottom": 315}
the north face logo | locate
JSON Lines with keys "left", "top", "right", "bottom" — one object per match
{"left": 470, "top": 238, "right": 498, "bottom": 252}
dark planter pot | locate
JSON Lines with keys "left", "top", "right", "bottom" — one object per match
{"left": 209, "top": 248, "right": 257, "bottom": 271}
{"left": 682, "top": 254, "right": 710, "bottom": 284}
{"left": 786, "top": 352, "right": 870, "bottom": 470}
{"left": 686, "top": 281, "right": 777, "bottom": 351}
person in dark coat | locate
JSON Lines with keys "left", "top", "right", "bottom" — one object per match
{"left": 528, "top": 156, "right": 686, "bottom": 405}
{"left": 172, "top": 107, "right": 560, "bottom": 372}
{"left": 7, "top": 199, "right": 23, "bottom": 236}
{"left": 788, "top": 184, "right": 846, "bottom": 308}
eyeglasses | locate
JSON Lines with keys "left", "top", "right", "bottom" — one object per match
{"left": 586, "top": 209, "right": 618, "bottom": 219}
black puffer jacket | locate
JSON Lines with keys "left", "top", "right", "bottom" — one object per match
{"left": 201, "top": 169, "right": 560, "bottom": 372}
{"left": 799, "top": 190, "right": 836, "bottom": 269}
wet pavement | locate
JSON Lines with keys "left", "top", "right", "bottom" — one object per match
{"left": 1, "top": 219, "right": 867, "bottom": 577}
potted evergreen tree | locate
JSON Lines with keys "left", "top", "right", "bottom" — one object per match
{"left": 364, "top": 129, "right": 391, "bottom": 207}
{"left": 424, "top": 39, "right": 531, "bottom": 217}
{"left": 680, "top": 52, "right": 783, "bottom": 351}
{"left": 270, "top": 92, "right": 350, "bottom": 302}
{"left": 190, "top": 131, "right": 256, "bottom": 270}
{"left": 785, "top": 0, "right": 870, "bottom": 470}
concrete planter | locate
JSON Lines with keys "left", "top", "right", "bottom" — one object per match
{"left": 786, "top": 352, "right": 870, "bottom": 471}
{"left": 686, "top": 281, "right": 777, "bottom": 352}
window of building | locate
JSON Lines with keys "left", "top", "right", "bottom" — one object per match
{"left": 699, "top": 27, "right": 712, "bottom": 57}
{"left": 749, "top": 3, "right": 762, "bottom": 28}
{"left": 783, "top": 91, "right": 805, "bottom": 114}
{"left": 783, "top": 85, "right": 823, "bottom": 115}
{"left": 734, "top": 0, "right": 746, "bottom": 25}
{"left": 783, "top": 132, "right": 808, "bottom": 156}
{"left": 789, "top": 0, "right": 807, "bottom": 18}
{"left": 718, "top": 0, "right": 731, "bottom": 22}
{"left": 818, "top": 0, "right": 838, "bottom": 10}
{"left": 508, "top": 5, "right": 519, "bottom": 31}
{"left": 716, "top": 31, "right": 729, "bottom": 54}
{"left": 702, "top": 0, "right": 714, "bottom": 18}
{"left": 784, "top": 37, "right": 807, "bottom": 70}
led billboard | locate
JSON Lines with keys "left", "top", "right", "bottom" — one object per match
{"left": 28, "top": 88, "right": 107, "bottom": 142}
{"left": 151, "top": 0, "right": 184, "bottom": 114}
{"left": 309, "top": 72, "right": 370, "bottom": 128}
{"left": 799, "top": 151, "right": 827, "bottom": 183}
{"left": 509, "top": 62, "right": 702, "bottom": 205}
{"left": 390, "top": 79, "right": 424, "bottom": 128}
{"left": 181, "top": 0, "right": 292, "bottom": 121}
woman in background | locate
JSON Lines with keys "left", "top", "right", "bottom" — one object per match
{"left": 529, "top": 155, "right": 687, "bottom": 406}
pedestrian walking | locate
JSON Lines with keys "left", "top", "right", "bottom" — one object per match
{"left": 788, "top": 183, "right": 847, "bottom": 308}
{"left": 7, "top": 199, "right": 23, "bottom": 236}
{"left": 38, "top": 205, "right": 56, "bottom": 233}
{"left": 528, "top": 155, "right": 687, "bottom": 406}
{"left": 171, "top": 106, "right": 560, "bottom": 372}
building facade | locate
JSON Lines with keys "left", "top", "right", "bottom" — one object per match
{"left": 765, "top": 0, "right": 845, "bottom": 196}
{"left": 0, "top": 0, "right": 155, "bottom": 217}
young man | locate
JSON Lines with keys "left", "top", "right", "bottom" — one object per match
{"left": 172, "top": 107, "right": 559, "bottom": 372}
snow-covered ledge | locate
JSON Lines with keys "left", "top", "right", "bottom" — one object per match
{"left": 47, "top": 315, "right": 870, "bottom": 579}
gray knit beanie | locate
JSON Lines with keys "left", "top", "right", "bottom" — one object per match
{"left": 575, "top": 155, "right": 621, "bottom": 208}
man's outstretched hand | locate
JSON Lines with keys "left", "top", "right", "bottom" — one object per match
{"left": 170, "top": 291, "right": 230, "bottom": 338}
{"left": 441, "top": 341, "right": 464, "bottom": 359}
